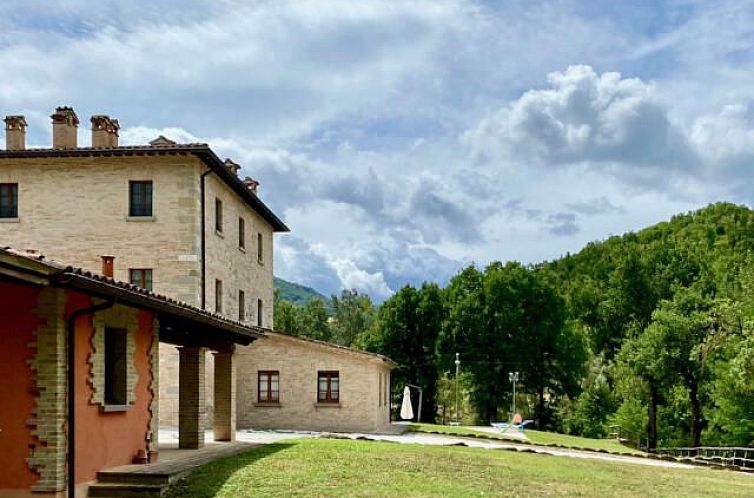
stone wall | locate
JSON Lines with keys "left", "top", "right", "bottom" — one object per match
{"left": 0, "top": 155, "right": 204, "bottom": 305}
{"left": 28, "top": 288, "right": 67, "bottom": 493}
{"left": 236, "top": 333, "right": 393, "bottom": 434}
{"left": 203, "top": 173, "right": 274, "bottom": 327}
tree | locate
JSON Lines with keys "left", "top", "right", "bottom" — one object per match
{"left": 273, "top": 289, "right": 302, "bottom": 336}
{"left": 439, "top": 263, "right": 586, "bottom": 427}
{"left": 359, "top": 283, "right": 444, "bottom": 423}
{"left": 330, "top": 289, "right": 375, "bottom": 346}
{"left": 299, "top": 298, "right": 332, "bottom": 341}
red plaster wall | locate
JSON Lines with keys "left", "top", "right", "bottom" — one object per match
{"left": 0, "top": 282, "right": 40, "bottom": 489}
{"left": 68, "top": 293, "right": 155, "bottom": 484}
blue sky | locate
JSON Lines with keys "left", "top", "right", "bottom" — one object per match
{"left": 2, "top": 1, "right": 754, "bottom": 301}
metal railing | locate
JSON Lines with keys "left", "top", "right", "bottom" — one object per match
{"left": 652, "top": 446, "right": 754, "bottom": 469}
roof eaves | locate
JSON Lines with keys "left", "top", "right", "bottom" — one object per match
{"left": 266, "top": 331, "right": 397, "bottom": 367}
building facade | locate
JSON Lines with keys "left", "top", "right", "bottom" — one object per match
{"left": 237, "top": 332, "right": 394, "bottom": 433}
{"left": 0, "top": 106, "right": 395, "bottom": 441}
{"left": 0, "top": 107, "right": 287, "bottom": 431}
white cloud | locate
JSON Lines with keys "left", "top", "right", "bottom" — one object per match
{"left": 463, "top": 65, "right": 694, "bottom": 173}
{"left": 690, "top": 104, "right": 754, "bottom": 172}
{"left": 3, "top": 2, "right": 754, "bottom": 301}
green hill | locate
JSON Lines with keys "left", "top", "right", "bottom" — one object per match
{"left": 274, "top": 277, "right": 328, "bottom": 306}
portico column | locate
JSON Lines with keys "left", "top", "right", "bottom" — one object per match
{"left": 178, "top": 346, "right": 206, "bottom": 449}
{"left": 213, "top": 348, "right": 236, "bottom": 442}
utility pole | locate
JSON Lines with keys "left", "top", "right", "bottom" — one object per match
{"left": 509, "top": 371, "right": 519, "bottom": 419}
{"left": 454, "top": 353, "right": 461, "bottom": 425}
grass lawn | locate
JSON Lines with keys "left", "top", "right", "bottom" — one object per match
{"left": 163, "top": 438, "right": 752, "bottom": 498}
{"left": 408, "top": 423, "right": 645, "bottom": 455}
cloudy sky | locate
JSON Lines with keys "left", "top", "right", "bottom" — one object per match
{"left": 2, "top": 1, "right": 754, "bottom": 300}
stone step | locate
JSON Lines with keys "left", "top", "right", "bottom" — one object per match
{"left": 95, "top": 471, "right": 172, "bottom": 486}
{"left": 88, "top": 483, "right": 164, "bottom": 498}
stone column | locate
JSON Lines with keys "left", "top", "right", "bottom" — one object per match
{"left": 213, "top": 349, "right": 236, "bottom": 442}
{"left": 178, "top": 346, "right": 206, "bottom": 449}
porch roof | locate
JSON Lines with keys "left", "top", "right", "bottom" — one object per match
{"left": 0, "top": 246, "right": 265, "bottom": 347}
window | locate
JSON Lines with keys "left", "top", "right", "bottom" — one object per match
{"left": 129, "top": 269, "right": 153, "bottom": 291}
{"left": 215, "top": 198, "right": 223, "bottom": 233}
{"left": 238, "top": 289, "right": 246, "bottom": 322}
{"left": 129, "top": 181, "right": 152, "bottom": 217}
{"left": 257, "top": 232, "right": 263, "bottom": 263}
{"left": 318, "top": 371, "right": 339, "bottom": 403}
{"left": 215, "top": 279, "right": 223, "bottom": 314}
{"left": 379, "top": 372, "right": 383, "bottom": 406}
{"left": 385, "top": 372, "right": 390, "bottom": 406}
{"left": 0, "top": 183, "right": 18, "bottom": 218}
{"left": 258, "top": 370, "right": 279, "bottom": 403}
{"left": 104, "top": 328, "right": 128, "bottom": 406}
{"left": 239, "top": 217, "right": 245, "bottom": 249}
{"left": 257, "top": 298, "right": 263, "bottom": 327}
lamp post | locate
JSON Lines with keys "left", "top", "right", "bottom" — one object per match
{"left": 509, "top": 371, "right": 519, "bottom": 419}
{"left": 454, "top": 353, "right": 461, "bottom": 425}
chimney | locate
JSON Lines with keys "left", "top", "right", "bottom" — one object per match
{"left": 4, "top": 115, "right": 27, "bottom": 150}
{"left": 224, "top": 158, "right": 241, "bottom": 176}
{"left": 101, "top": 255, "right": 115, "bottom": 278}
{"left": 149, "top": 135, "right": 177, "bottom": 147}
{"left": 91, "top": 115, "right": 120, "bottom": 148}
{"left": 51, "top": 106, "right": 79, "bottom": 149}
{"left": 243, "top": 176, "right": 259, "bottom": 195}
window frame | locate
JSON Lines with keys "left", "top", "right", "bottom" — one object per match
{"left": 215, "top": 279, "right": 223, "bottom": 314}
{"left": 238, "top": 216, "right": 246, "bottom": 250}
{"left": 215, "top": 197, "right": 223, "bottom": 233}
{"left": 317, "top": 370, "right": 340, "bottom": 403}
{"left": 0, "top": 183, "right": 19, "bottom": 218}
{"left": 258, "top": 370, "right": 280, "bottom": 403}
{"left": 104, "top": 327, "right": 128, "bottom": 407}
{"left": 129, "top": 268, "right": 153, "bottom": 291}
{"left": 257, "top": 232, "right": 263, "bottom": 264}
{"left": 128, "top": 180, "right": 153, "bottom": 217}
{"left": 257, "top": 298, "right": 263, "bottom": 327}
{"left": 238, "top": 289, "right": 246, "bottom": 322}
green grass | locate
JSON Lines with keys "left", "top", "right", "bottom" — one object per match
{"left": 407, "top": 423, "right": 645, "bottom": 455}
{"left": 163, "top": 438, "right": 752, "bottom": 498}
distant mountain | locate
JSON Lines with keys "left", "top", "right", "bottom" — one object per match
{"left": 274, "top": 277, "right": 329, "bottom": 306}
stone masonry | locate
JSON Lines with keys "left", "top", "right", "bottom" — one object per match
{"left": 28, "top": 288, "right": 67, "bottom": 493}
{"left": 90, "top": 305, "right": 140, "bottom": 407}
{"left": 236, "top": 333, "right": 393, "bottom": 434}
{"left": 212, "top": 350, "right": 236, "bottom": 441}
{"left": 178, "top": 347, "right": 206, "bottom": 449}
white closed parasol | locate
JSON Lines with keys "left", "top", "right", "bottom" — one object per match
{"left": 400, "top": 385, "right": 414, "bottom": 420}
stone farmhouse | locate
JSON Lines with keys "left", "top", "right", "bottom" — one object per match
{"left": 0, "top": 106, "right": 395, "bottom": 494}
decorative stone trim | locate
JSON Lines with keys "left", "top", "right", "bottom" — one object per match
{"left": 90, "top": 305, "right": 139, "bottom": 407}
{"left": 28, "top": 288, "right": 67, "bottom": 492}
{"left": 148, "top": 316, "right": 160, "bottom": 453}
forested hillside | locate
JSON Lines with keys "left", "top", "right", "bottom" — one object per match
{"left": 274, "top": 277, "right": 327, "bottom": 306}
{"left": 358, "top": 202, "right": 754, "bottom": 448}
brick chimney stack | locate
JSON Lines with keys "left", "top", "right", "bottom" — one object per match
{"left": 4, "top": 115, "right": 27, "bottom": 150}
{"left": 224, "top": 158, "right": 241, "bottom": 176}
{"left": 91, "top": 115, "right": 120, "bottom": 148}
{"left": 243, "top": 177, "right": 259, "bottom": 195}
{"left": 51, "top": 106, "right": 79, "bottom": 149}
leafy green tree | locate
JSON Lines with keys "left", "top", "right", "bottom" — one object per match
{"left": 299, "top": 298, "right": 332, "bottom": 341}
{"left": 359, "top": 283, "right": 445, "bottom": 423}
{"left": 439, "top": 263, "right": 586, "bottom": 427}
{"left": 273, "top": 289, "right": 303, "bottom": 336}
{"left": 330, "top": 289, "right": 375, "bottom": 346}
